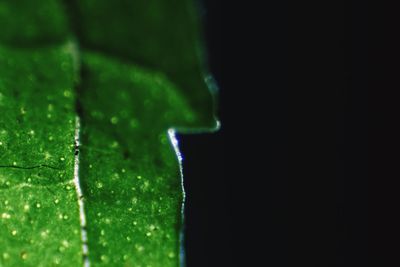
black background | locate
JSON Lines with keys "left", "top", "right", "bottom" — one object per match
{"left": 179, "top": 1, "right": 289, "bottom": 266}
{"left": 180, "top": 1, "right": 370, "bottom": 266}
{"left": 179, "top": 1, "right": 229, "bottom": 267}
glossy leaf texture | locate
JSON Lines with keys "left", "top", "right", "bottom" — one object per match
{"left": 0, "top": 0, "right": 217, "bottom": 266}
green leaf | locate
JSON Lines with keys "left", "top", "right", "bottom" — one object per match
{"left": 0, "top": 44, "right": 82, "bottom": 266}
{"left": 68, "top": 0, "right": 217, "bottom": 128}
{"left": 0, "top": 1, "right": 217, "bottom": 266}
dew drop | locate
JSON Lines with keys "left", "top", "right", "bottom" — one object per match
{"left": 2, "top": 213, "right": 11, "bottom": 219}
{"left": 53, "top": 256, "right": 61, "bottom": 265}
{"left": 21, "top": 251, "right": 28, "bottom": 260}
{"left": 100, "top": 255, "right": 108, "bottom": 262}
{"left": 63, "top": 90, "right": 72, "bottom": 98}
{"left": 126, "top": 236, "right": 131, "bottom": 241}
{"left": 168, "top": 252, "right": 175, "bottom": 258}
{"left": 135, "top": 245, "right": 144, "bottom": 252}
{"left": 110, "top": 116, "right": 119, "bottom": 124}
{"left": 36, "top": 203, "right": 41, "bottom": 208}
{"left": 110, "top": 141, "right": 119, "bottom": 148}
{"left": 146, "top": 232, "right": 152, "bottom": 237}
{"left": 44, "top": 152, "right": 51, "bottom": 159}
{"left": 54, "top": 199, "right": 59, "bottom": 204}
{"left": 62, "top": 240, "right": 69, "bottom": 247}
{"left": 100, "top": 230, "right": 105, "bottom": 236}
{"left": 96, "top": 181, "right": 103, "bottom": 189}
{"left": 11, "top": 230, "right": 17, "bottom": 236}
{"left": 142, "top": 181, "right": 150, "bottom": 190}
{"left": 3, "top": 252, "right": 10, "bottom": 260}
{"left": 60, "top": 157, "right": 65, "bottom": 161}
{"left": 24, "top": 204, "right": 30, "bottom": 212}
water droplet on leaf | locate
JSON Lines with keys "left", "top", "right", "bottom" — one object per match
{"left": 21, "top": 252, "right": 28, "bottom": 260}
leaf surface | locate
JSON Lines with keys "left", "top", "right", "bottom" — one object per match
{"left": 0, "top": 44, "right": 82, "bottom": 266}
{"left": 0, "top": 1, "right": 217, "bottom": 266}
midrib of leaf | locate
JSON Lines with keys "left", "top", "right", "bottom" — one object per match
{"left": 72, "top": 116, "right": 89, "bottom": 267}
{"left": 64, "top": 37, "right": 90, "bottom": 267}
